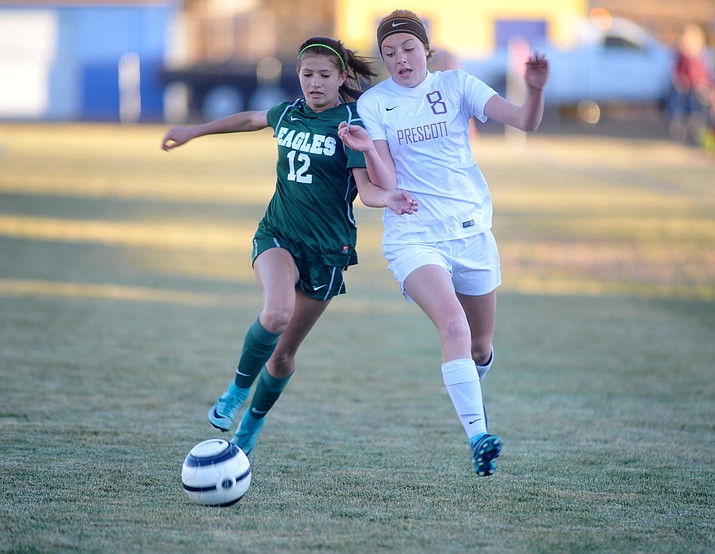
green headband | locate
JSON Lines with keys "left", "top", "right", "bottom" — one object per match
{"left": 298, "top": 43, "right": 346, "bottom": 70}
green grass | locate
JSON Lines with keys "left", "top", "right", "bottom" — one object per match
{"left": 1, "top": 124, "right": 714, "bottom": 553}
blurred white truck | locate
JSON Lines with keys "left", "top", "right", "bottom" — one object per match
{"left": 461, "top": 16, "right": 674, "bottom": 108}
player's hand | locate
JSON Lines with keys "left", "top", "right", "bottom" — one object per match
{"left": 161, "top": 126, "right": 194, "bottom": 151}
{"left": 385, "top": 190, "right": 419, "bottom": 215}
{"left": 525, "top": 52, "right": 549, "bottom": 91}
{"left": 338, "top": 121, "right": 372, "bottom": 152}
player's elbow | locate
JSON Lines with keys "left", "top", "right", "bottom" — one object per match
{"left": 358, "top": 192, "right": 385, "bottom": 209}
{"left": 518, "top": 111, "right": 544, "bottom": 132}
{"left": 524, "top": 119, "right": 541, "bottom": 132}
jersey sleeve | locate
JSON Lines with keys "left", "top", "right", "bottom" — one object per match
{"left": 341, "top": 102, "right": 367, "bottom": 169}
{"left": 266, "top": 102, "right": 291, "bottom": 130}
{"left": 345, "top": 146, "right": 366, "bottom": 169}
{"left": 457, "top": 69, "right": 498, "bottom": 123}
{"left": 356, "top": 91, "right": 387, "bottom": 141}
{"left": 344, "top": 121, "right": 367, "bottom": 169}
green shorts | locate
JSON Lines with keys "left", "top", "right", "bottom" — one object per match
{"left": 252, "top": 236, "right": 348, "bottom": 301}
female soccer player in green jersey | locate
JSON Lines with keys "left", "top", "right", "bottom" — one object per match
{"left": 162, "top": 36, "right": 417, "bottom": 458}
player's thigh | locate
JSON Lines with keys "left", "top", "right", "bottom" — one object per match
{"left": 254, "top": 248, "right": 300, "bottom": 330}
{"left": 404, "top": 264, "right": 470, "bottom": 335}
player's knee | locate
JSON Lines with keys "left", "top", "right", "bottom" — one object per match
{"left": 470, "top": 334, "right": 493, "bottom": 364}
{"left": 472, "top": 344, "right": 492, "bottom": 366}
{"left": 260, "top": 306, "right": 293, "bottom": 334}
{"left": 441, "top": 317, "right": 471, "bottom": 347}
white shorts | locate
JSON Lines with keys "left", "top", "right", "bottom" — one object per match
{"left": 382, "top": 230, "right": 501, "bottom": 301}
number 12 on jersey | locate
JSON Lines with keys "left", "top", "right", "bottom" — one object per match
{"left": 286, "top": 151, "right": 313, "bottom": 184}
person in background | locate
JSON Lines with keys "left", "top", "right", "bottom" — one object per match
{"left": 162, "top": 36, "right": 417, "bottom": 459}
{"left": 668, "top": 23, "right": 714, "bottom": 145}
{"left": 339, "top": 10, "right": 548, "bottom": 476}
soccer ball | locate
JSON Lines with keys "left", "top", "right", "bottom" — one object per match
{"left": 181, "top": 438, "right": 251, "bottom": 507}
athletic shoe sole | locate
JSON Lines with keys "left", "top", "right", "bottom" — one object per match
{"left": 471, "top": 434, "right": 502, "bottom": 477}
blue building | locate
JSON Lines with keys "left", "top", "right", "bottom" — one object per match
{"left": 0, "top": 2, "right": 174, "bottom": 121}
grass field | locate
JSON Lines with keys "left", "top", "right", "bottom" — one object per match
{"left": 1, "top": 123, "right": 714, "bottom": 553}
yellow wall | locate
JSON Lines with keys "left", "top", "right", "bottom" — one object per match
{"left": 336, "top": 0, "right": 589, "bottom": 58}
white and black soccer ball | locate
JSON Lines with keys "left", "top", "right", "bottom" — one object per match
{"left": 181, "top": 438, "right": 251, "bottom": 507}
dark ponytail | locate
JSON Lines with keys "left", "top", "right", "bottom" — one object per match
{"left": 297, "top": 36, "right": 377, "bottom": 102}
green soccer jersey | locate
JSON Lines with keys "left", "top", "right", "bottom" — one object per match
{"left": 256, "top": 99, "right": 366, "bottom": 267}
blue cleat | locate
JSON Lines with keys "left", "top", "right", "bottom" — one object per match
{"left": 231, "top": 410, "right": 266, "bottom": 459}
{"left": 208, "top": 382, "right": 248, "bottom": 432}
{"left": 470, "top": 433, "right": 502, "bottom": 477}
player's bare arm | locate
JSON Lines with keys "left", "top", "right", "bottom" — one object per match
{"left": 484, "top": 53, "right": 549, "bottom": 132}
{"left": 162, "top": 110, "right": 269, "bottom": 151}
{"left": 338, "top": 122, "right": 397, "bottom": 190}
{"left": 352, "top": 168, "right": 418, "bottom": 215}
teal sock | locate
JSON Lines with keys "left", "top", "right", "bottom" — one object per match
{"left": 233, "top": 369, "right": 292, "bottom": 457}
{"left": 234, "top": 318, "right": 281, "bottom": 389}
{"left": 247, "top": 367, "right": 292, "bottom": 417}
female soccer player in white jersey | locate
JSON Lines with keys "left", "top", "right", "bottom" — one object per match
{"left": 162, "top": 37, "right": 417, "bottom": 459}
{"left": 339, "top": 10, "right": 548, "bottom": 476}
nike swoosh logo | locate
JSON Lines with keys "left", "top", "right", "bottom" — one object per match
{"left": 469, "top": 418, "right": 482, "bottom": 425}
{"left": 251, "top": 407, "right": 268, "bottom": 415}
{"left": 392, "top": 21, "right": 408, "bottom": 27}
{"left": 290, "top": 116, "right": 302, "bottom": 121}
{"left": 313, "top": 284, "right": 328, "bottom": 291}
{"left": 236, "top": 369, "right": 251, "bottom": 377}
{"left": 386, "top": 106, "right": 398, "bottom": 111}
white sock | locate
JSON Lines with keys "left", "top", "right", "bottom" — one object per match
{"left": 441, "top": 358, "right": 487, "bottom": 438}
{"left": 476, "top": 348, "right": 494, "bottom": 381}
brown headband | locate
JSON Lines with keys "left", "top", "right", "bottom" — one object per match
{"left": 377, "top": 17, "right": 429, "bottom": 50}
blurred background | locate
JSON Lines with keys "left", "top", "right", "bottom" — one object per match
{"left": 1, "top": 0, "right": 713, "bottom": 145}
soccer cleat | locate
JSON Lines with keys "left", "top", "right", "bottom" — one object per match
{"left": 470, "top": 433, "right": 502, "bottom": 477}
{"left": 208, "top": 382, "right": 248, "bottom": 432}
{"left": 230, "top": 411, "right": 266, "bottom": 459}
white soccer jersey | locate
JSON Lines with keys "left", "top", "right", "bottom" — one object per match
{"left": 357, "top": 69, "right": 497, "bottom": 245}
